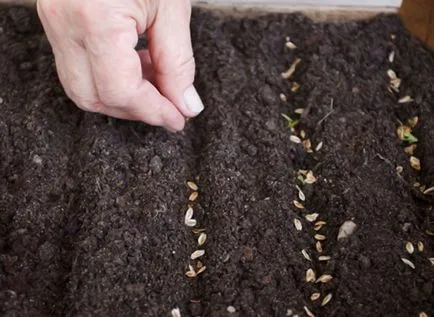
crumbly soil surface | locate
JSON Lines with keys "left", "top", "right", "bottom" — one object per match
{"left": 0, "top": 6, "right": 433, "bottom": 317}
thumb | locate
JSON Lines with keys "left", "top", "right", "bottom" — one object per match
{"left": 147, "top": 0, "right": 204, "bottom": 118}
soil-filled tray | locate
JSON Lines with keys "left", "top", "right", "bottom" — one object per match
{"left": 0, "top": 6, "right": 433, "bottom": 317}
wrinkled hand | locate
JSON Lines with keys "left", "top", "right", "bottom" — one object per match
{"left": 37, "top": 0, "right": 203, "bottom": 131}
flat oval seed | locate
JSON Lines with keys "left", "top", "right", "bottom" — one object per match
{"left": 189, "top": 191, "right": 199, "bottom": 201}
{"left": 171, "top": 308, "right": 181, "bottom": 317}
{"left": 304, "top": 306, "right": 315, "bottom": 317}
{"left": 310, "top": 293, "right": 320, "bottom": 301}
{"left": 191, "top": 250, "right": 205, "bottom": 260}
{"left": 401, "top": 258, "right": 415, "bottom": 269}
{"left": 318, "top": 255, "right": 331, "bottom": 261}
{"left": 294, "top": 218, "right": 302, "bottom": 231}
{"left": 406, "top": 242, "right": 414, "bottom": 254}
{"left": 293, "top": 200, "right": 304, "bottom": 209}
{"left": 302, "top": 249, "right": 311, "bottom": 261}
{"left": 290, "top": 135, "right": 302, "bottom": 144}
{"left": 198, "top": 233, "right": 207, "bottom": 246}
{"left": 316, "top": 274, "right": 333, "bottom": 283}
{"left": 187, "top": 181, "right": 199, "bottom": 191}
{"left": 321, "top": 293, "right": 333, "bottom": 306}
{"left": 316, "top": 241, "right": 323, "bottom": 253}
{"left": 315, "top": 234, "right": 326, "bottom": 241}
{"left": 417, "top": 241, "right": 424, "bottom": 252}
{"left": 197, "top": 266, "right": 207, "bottom": 275}
{"left": 306, "top": 269, "right": 316, "bottom": 282}
{"left": 305, "top": 213, "right": 319, "bottom": 222}
{"left": 185, "top": 270, "right": 197, "bottom": 278}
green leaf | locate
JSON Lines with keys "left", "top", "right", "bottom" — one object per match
{"left": 403, "top": 131, "right": 418, "bottom": 144}
{"left": 281, "top": 113, "right": 299, "bottom": 128}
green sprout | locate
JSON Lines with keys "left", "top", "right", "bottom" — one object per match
{"left": 281, "top": 113, "right": 299, "bottom": 129}
{"left": 403, "top": 131, "right": 418, "bottom": 144}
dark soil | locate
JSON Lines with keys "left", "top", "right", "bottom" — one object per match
{"left": 1, "top": 5, "right": 433, "bottom": 317}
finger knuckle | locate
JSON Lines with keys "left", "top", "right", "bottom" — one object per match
{"left": 98, "top": 88, "right": 132, "bottom": 108}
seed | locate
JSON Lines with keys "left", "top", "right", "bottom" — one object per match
{"left": 406, "top": 242, "right": 414, "bottom": 254}
{"left": 197, "top": 266, "right": 206, "bottom": 274}
{"left": 294, "top": 218, "right": 302, "bottom": 231}
{"left": 396, "top": 165, "right": 403, "bottom": 173}
{"left": 281, "top": 58, "right": 302, "bottom": 79}
{"left": 171, "top": 308, "right": 181, "bottom": 317}
{"left": 187, "top": 181, "right": 199, "bottom": 191}
{"left": 423, "top": 186, "right": 434, "bottom": 195}
{"left": 299, "top": 130, "right": 306, "bottom": 139}
{"left": 318, "top": 255, "right": 331, "bottom": 261}
{"left": 192, "top": 228, "right": 206, "bottom": 234}
{"left": 185, "top": 207, "right": 193, "bottom": 220}
{"left": 410, "top": 156, "right": 421, "bottom": 171}
{"left": 189, "top": 191, "right": 199, "bottom": 201}
{"left": 302, "top": 249, "right": 311, "bottom": 261}
{"left": 310, "top": 293, "right": 320, "bottom": 301}
{"left": 280, "top": 93, "right": 287, "bottom": 102}
{"left": 316, "top": 241, "right": 323, "bottom": 253}
{"left": 404, "top": 144, "right": 417, "bottom": 155}
{"left": 294, "top": 108, "right": 304, "bottom": 115}
{"left": 316, "top": 274, "right": 333, "bottom": 283}
{"left": 420, "top": 185, "right": 426, "bottom": 192}
{"left": 396, "top": 125, "right": 411, "bottom": 140}
{"left": 303, "top": 139, "right": 312, "bottom": 151}
{"left": 401, "top": 257, "right": 415, "bottom": 269}
{"left": 429, "top": 258, "right": 434, "bottom": 265}
{"left": 390, "top": 78, "right": 401, "bottom": 91}
{"left": 227, "top": 306, "right": 236, "bottom": 313}
{"left": 315, "top": 234, "right": 326, "bottom": 241}
{"left": 293, "top": 200, "right": 304, "bottom": 209}
{"left": 305, "top": 171, "right": 317, "bottom": 184}
{"left": 413, "top": 182, "right": 421, "bottom": 187}
{"left": 290, "top": 135, "right": 302, "bottom": 144}
{"left": 408, "top": 116, "right": 418, "bottom": 127}
{"left": 314, "top": 221, "right": 326, "bottom": 231}
{"left": 419, "top": 313, "right": 428, "bottom": 317}
{"left": 417, "top": 241, "right": 424, "bottom": 252}
{"left": 398, "top": 95, "right": 413, "bottom": 103}
{"left": 191, "top": 250, "right": 205, "bottom": 260}
{"left": 185, "top": 270, "right": 197, "bottom": 278}
{"left": 198, "top": 233, "right": 207, "bottom": 246}
{"left": 388, "top": 51, "right": 395, "bottom": 63}
{"left": 291, "top": 82, "right": 301, "bottom": 92}
{"left": 306, "top": 269, "right": 316, "bottom": 282}
{"left": 321, "top": 293, "right": 333, "bottom": 306}
{"left": 185, "top": 219, "right": 197, "bottom": 227}
{"left": 315, "top": 141, "right": 323, "bottom": 152}
{"left": 196, "top": 261, "right": 204, "bottom": 269}
{"left": 305, "top": 213, "right": 319, "bottom": 222}
{"left": 387, "top": 69, "right": 397, "bottom": 80}
{"left": 303, "top": 306, "right": 315, "bottom": 317}
{"left": 285, "top": 41, "right": 297, "bottom": 49}
{"left": 296, "top": 185, "right": 306, "bottom": 201}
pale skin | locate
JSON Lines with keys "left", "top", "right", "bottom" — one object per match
{"left": 1, "top": 0, "right": 204, "bottom": 131}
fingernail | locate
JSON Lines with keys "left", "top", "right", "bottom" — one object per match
{"left": 184, "top": 85, "right": 204, "bottom": 115}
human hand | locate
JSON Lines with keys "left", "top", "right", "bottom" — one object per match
{"left": 37, "top": 0, "right": 203, "bottom": 131}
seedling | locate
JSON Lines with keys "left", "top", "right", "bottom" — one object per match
{"left": 281, "top": 113, "right": 299, "bottom": 128}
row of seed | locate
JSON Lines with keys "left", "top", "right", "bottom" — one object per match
{"left": 184, "top": 181, "right": 207, "bottom": 278}
{"left": 281, "top": 37, "right": 332, "bottom": 316}
{"left": 388, "top": 45, "right": 433, "bottom": 317}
